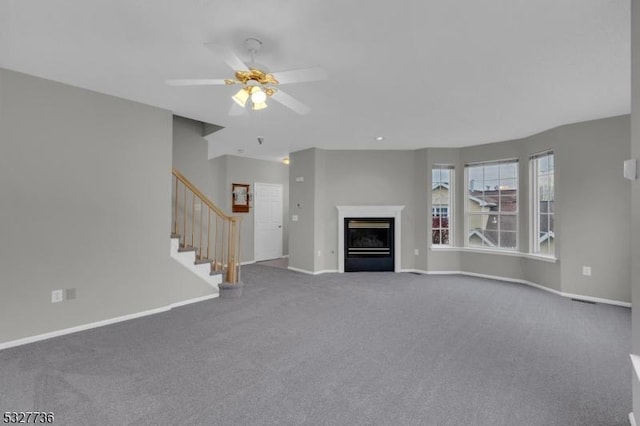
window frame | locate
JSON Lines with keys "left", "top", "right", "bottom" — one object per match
{"left": 431, "top": 206, "right": 449, "bottom": 217}
{"left": 464, "top": 159, "right": 519, "bottom": 251}
{"left": 529, "top": 151, "right": 555, "bottom": 257}
{"left": 431, "top": 165, "right": 455, "bottom": 247}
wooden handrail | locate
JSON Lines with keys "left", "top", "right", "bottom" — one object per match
{"left": 171, "top": 168, "right": 242, "bottom": 284}
{"left": 172, "top": 168, "right": 232, "bottom": 220}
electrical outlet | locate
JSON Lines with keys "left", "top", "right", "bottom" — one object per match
{"left": 292, "top": 215, "right": 299, "bottom": 222}
{"left": 65, "top": 288, "right": 76, "bottom": 300}
{"left": 317, "top": 250, "right": 322, "bottom": 257}
{"left": 295, "top": 176, "right": 304, "bottom": 182}
{"left": 415, "top": 249, "right": 420, "bottom": 256}
{"left": 51, "top": 289, "right": 64, "bottom": 303}
{"left": 582, "top": 266, "right": 592, "bottom": 276}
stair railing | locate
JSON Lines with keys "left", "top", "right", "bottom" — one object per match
{"left": 171, "top": 168, "right": 241, "bottom": 284}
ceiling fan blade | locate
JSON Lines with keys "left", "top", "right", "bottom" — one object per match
{"left": 270, "top": 89, "right": 311, "bottom": 115}
{"left": 229, "top": 102, "right": 247, "bottom": 116}
{"left": 165, "top": 79, "right": 228, "bottom": 86}
{"left": 205, "top": 43, "right": 249, "bottom": 72}
{"left": 271, "top": 67, "right": 328, "bottom": 85}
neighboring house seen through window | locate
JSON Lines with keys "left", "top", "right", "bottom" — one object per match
{"left": 465, "top": 160, "right": 518, "bottom": 250}
{"left": 432, "top": 166, "right": 454, "bottom": 246}
{"left": 530, "top": 151, "right": 555, "bottom": 256}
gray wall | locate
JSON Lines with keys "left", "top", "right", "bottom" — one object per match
{"left": 289, "top": 149, "right": 318, "bottom": 272}
{"left": 172, "top": 116, "right": 221, "bottom": 203}
{"left": 412, "top": 149, "right": 430, "bottom": 268}
{"left": 0, "top": 69, "right": 214, "bottom": 344}
{"left": 172, "top": 122, "right": 289, "bottom": 263}
{"left": 288, "top": 116, "right": 629, "bottom": 304}
{"left": 632, "top": 0, "right": 640, "bottom": 417}
{"left": 288, "top": 149, "right": 419, "bottom": 273}
{"left": 319, "top": 150, "right": 418, "bottom": 272}
{"left": 545, "top": 117, "right": 630, "bottom": 301}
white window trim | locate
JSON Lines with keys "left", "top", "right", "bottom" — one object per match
{"left": 464, "top": 160, "right": 519, "bottom": 252}
{"left": 429, "top": 245, "right": 557, "bottom": 263}
{"left": 431, "top": 165, "right": 455, "bottom": 248}
{"left": 529, "top": 151, "right": 554, "bottom": 256}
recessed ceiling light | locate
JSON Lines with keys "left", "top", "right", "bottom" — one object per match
{"left": 375, "top": 136, "right": 385, "bottom": 141}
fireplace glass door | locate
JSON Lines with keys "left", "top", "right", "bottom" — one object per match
{"left": 345, "top": 218, "right": 394, "bottom": 272}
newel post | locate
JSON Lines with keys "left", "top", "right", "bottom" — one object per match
{"left": 219, "top": 216, "right": 243, "bottom": 298}
{"left": 225, "top": 216, "right": 242, "bottom": 283}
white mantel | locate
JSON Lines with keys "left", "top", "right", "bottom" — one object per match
{"left": 337, "top": 205, "right": 405, "bottom": 273}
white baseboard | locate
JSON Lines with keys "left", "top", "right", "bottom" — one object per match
{"left": 0, "top": 294, "right": 218, "bottom": 351}
{"left": 423, "top": 270, "right": 631, "bottom": 307}
{"left": 284, "top": 265, "right": 630, "bottom": 307}
{"left": 170, "top": 293, "right": 218, "bottom": 308}
{"left": 247, "top": 254, "right": 289, "bottom": 265}
{"left": 287, "top": 266, "right": 338, "bottom": 275}
{"left": 287, "top": 266, "right": 630, "bottom": 306}
{"left": 400, "top": 269, "right": 430, "bottom": 274}
{"left": 630, "top": 412, "right": 636, "bottom": 426}
{"left": 425, "top": 270, "right": 464, "bottom": 275}
{"left": 287, "top": 266, "right": 313, "bottom": 274}
{"left": 559, "top": 291, "right": 630, "bottom": 307}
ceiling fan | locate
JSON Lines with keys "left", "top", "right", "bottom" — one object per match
{"left": 166, "top": 38, "right": 327, "bottom": 115}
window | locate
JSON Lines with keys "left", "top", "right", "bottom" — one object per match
{"left": 465, "top": 160, "right": 518, "bottom": 250}
{"left": 432, "top": 165, "right": 454, "bottom": 246}
{"left": 431, "top": 206, "right": 449, "bottom": 217}
{"left": 530, "top": 151, "right": 554, "bottom": 256}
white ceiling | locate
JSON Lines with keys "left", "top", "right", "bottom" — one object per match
{"left": 0, "top": 0, "right": 630, "bottom": 162}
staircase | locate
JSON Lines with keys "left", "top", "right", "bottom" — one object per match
{"left": 170, "top": 168, "right": 242, "bottom": 292}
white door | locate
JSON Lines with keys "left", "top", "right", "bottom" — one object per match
{"left": 254, "top": 182, "right": 283, "bottom": 261}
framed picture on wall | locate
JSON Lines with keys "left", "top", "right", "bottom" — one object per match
{"left": 232, "top": 183, "right": 250, "bottom": 213}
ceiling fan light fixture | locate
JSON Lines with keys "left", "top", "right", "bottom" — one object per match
{"left": 232, "top": 88, "right": 249, "bottom": 107}
{"left": 252, "top": 101, "right": 268, "bottom": 111}
{"left": 250, "top": 86, "right": 267, "bottom": 103}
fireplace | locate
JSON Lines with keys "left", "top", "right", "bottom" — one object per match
{"left": 337, "top": 205, "right": 404, "bottom": 273}
{"left": 344, "top": 218, "right": 394, "bottom": 272}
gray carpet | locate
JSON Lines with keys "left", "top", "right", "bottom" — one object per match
{"left": 0, "top": 265, "right": 631, "bottom": 426}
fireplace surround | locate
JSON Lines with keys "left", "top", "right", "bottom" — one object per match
{"left": 337, "top": 205, "right": 404, "bottom": 273}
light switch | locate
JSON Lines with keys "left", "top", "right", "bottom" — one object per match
{"left": 292, "top": 215, "right": 299, "bottom": 221}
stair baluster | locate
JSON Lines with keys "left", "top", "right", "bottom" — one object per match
{"left": 171, "top": 168, "right": 241, "bottom": 284}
